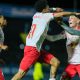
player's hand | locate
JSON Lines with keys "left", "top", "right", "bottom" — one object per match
{"left": 56, "top": 8, "right": 64, "bottom": 12}
{"left": 1, "top": 45, "right": 8, "bottom": 50}
{"left": 76, "top": 13, "right": 80, "bottom": 15}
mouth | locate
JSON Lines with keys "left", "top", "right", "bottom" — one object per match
{"left": 69, "top": 22, "right": 72, "bottom": 25}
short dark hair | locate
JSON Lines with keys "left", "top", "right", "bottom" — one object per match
{"left": 34, "top": 0, "right": 48, "bottom": 12}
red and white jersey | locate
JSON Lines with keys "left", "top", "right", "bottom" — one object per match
{"left": 65, "top": 32, "right": 80, "bottom": 64}
{"left": 26, "top": 12, "right": 54, "bottom": 51}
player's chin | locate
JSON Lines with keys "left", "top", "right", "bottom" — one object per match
{"left": 69, "top": 24, "right": 74, "bottom": 28}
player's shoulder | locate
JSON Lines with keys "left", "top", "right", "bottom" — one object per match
{"left": 33, "top": 12, "right": 42, "bottom": 18}
{"left": 43, "top": 13, "right": 54, "bottom": 18}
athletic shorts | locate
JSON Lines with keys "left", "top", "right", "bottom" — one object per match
{"left": 0, "top": 69, "right": 5, "bottom": 80}
{"left": 65, "top": 64, "right": 80, "bottom": 78}
{"left": 19, "top": 46, "right": 55, "bottom": 71}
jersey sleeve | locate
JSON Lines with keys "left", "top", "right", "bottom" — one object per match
{"left": 44, "top": 13, "right": 54, "bottom": 21}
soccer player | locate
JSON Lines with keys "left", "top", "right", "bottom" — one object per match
{"left": 45, "top": 15, "right": 80, "bottom": 80}
{"left": 11, "top": 0, "right": 79, "bottom": 80}
{"left": 60, "top": 15, "right": 80, "bottom": 80}
{"left": 0, "top": 15, "right": 8, "bottom": 80}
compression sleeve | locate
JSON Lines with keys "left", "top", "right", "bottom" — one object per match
{"left": 60, "top": 22, "right": 80, "bottom": 35}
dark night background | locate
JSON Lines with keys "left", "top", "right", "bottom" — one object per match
{"left": 0, "top": 0, "right": 80, "bottom": 8}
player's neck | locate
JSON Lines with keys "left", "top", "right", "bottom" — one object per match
{"left": 75, "top": 26, "right": 80, "bottom": 30}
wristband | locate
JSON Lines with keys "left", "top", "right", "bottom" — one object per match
{"left": 52, "top": 8, "right": 57, "bottom": 11}
{"left": 49, "top": 7, "right": 56, "bottom": 12}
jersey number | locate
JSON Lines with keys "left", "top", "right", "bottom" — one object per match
{"left": 27, "top": 24, "right": 36, "bottom": 38}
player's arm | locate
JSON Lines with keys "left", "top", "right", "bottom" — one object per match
{"left": 59, "top": 21, "right": 80, "bottom": 35}
{"left": 0, "top": 15, "right": 8, "bottom": 51}
{"left": 0, "top": 15, "right": 5, "bottom": 48}
{"left": 0, "top": 33, "right": 8, "bottom": 50}
{"left": 46, "top": 33, "right": 65, "bottom": 42}
{"left": 53, "top": 12, "right": 80, "bottom": 18}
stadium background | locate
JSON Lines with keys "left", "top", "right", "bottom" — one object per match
{"left": 0, "top": 0, "right": 80, "bottom": 80}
